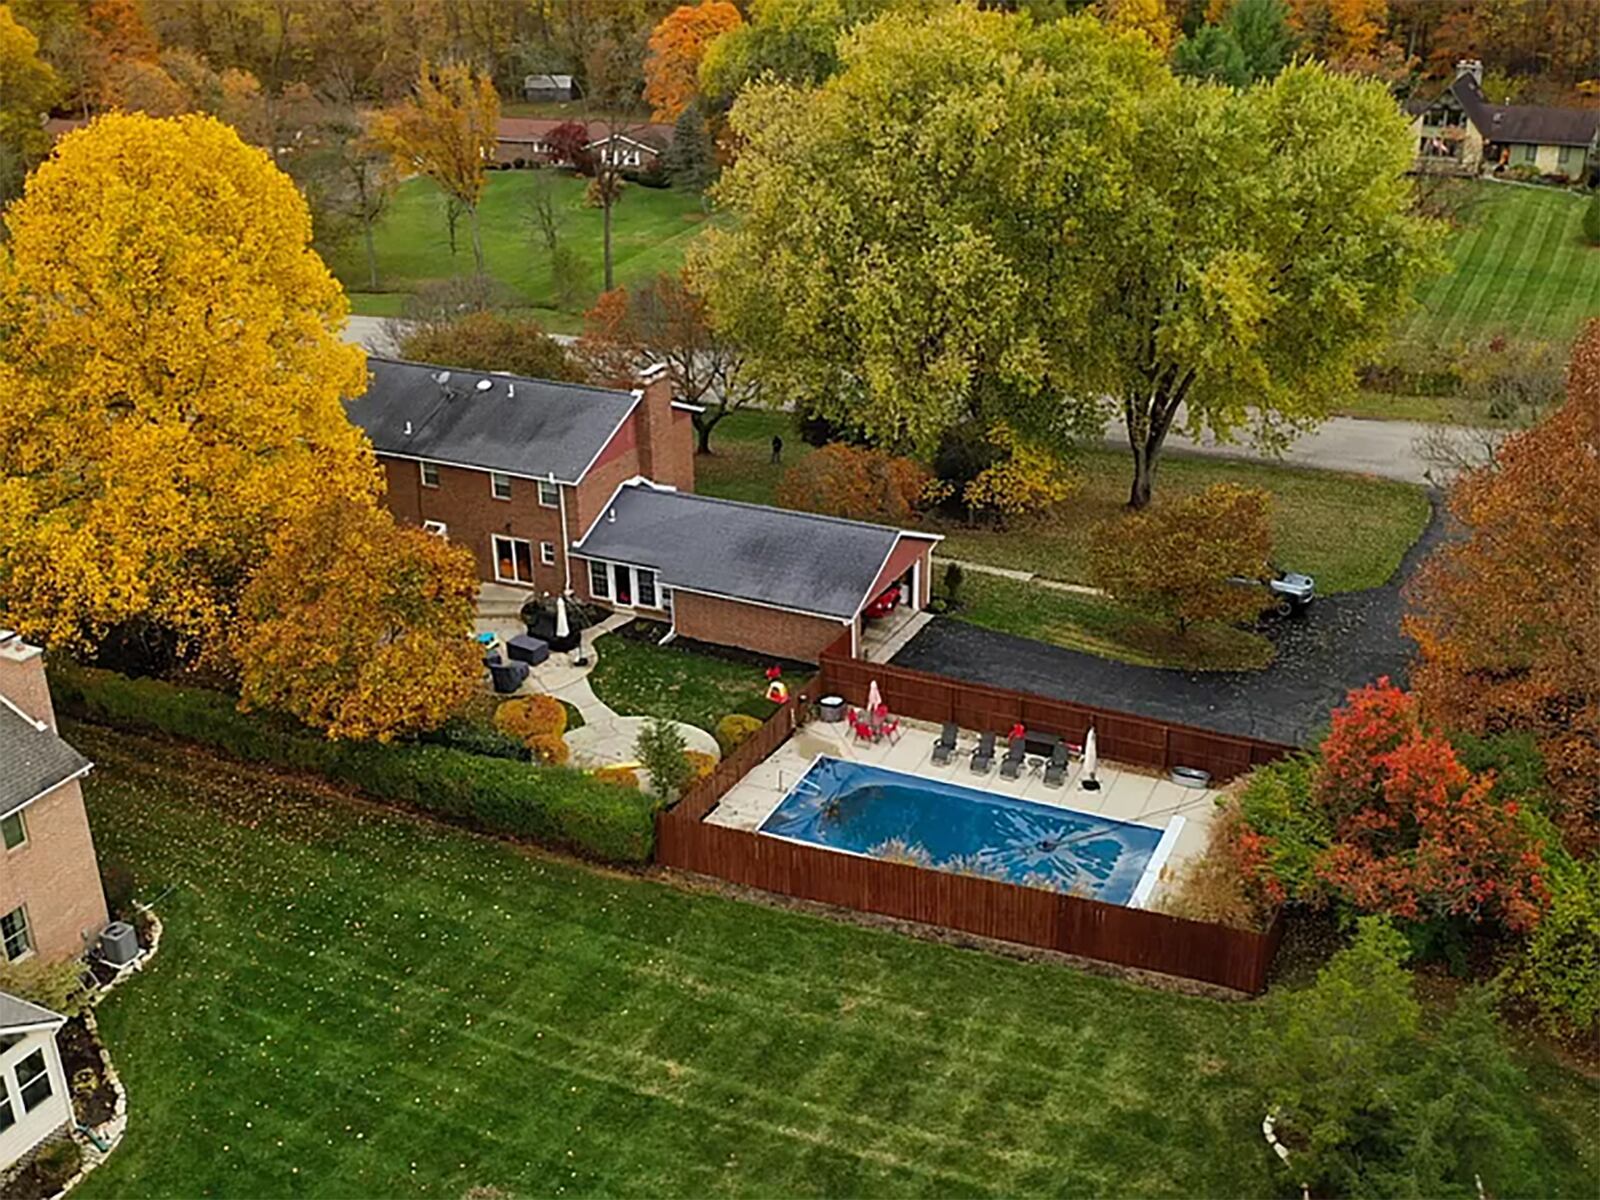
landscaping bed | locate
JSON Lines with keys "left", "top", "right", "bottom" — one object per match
{"left": 70, "top": 725, "right": 1600, "bottom": 1199}
{"left": 59, "top": 1015, "right": 118, "bottom": 1127}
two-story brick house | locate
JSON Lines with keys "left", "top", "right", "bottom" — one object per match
{"left": 347, "top": 358, "right": 940, "bottom": 662}
{"left": 0, "top": 634, "right": 108, "bottom": 966}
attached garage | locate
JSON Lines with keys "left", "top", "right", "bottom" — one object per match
{"left": 570, "top": 480, "right": 940, "bottom": 663}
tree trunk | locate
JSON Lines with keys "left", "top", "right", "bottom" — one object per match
{"left": 469, "top": 203, "right": 485, "bottom": 277}
{"left": 602, "top": 192, "right": 615, "bottom": 291}
{"left": 696, "top": 418, "right": 714, "bottom": 455}
{"left": 1123, "top": 373, "right": 1192, "bottom": 509}
{"left": 1128, "top": 439, "right": 1156, "bottom": 509}
{"left": 362, "top": 217, "right": 380, "bottom": 291}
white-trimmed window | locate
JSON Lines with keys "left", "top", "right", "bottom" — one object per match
{"left": 637, "top": 568, "right": 657, "bottom": 609}
{"left": 14, "top": 1047, "right": 51, "bottom": 1112}
{"left": 537, "top": 479, "right": 559, "bottom": 508}
{"left": 422, "top": 520, "right": 448, "bottom": 538}
{"left": 493, "top": 536, "right": 535, "bottom": 585}
{"left": 588, "top": 558, "right": 609, "bottom": 599}
{"left": 0, "top": 810, "right": 25, "bottom": 851}
{"left": 540, "top": 541, "right": 556, "bottom": 566}
{"left": 0, "top": 1076, "right": 13, "bottom": 1134}
{"left": 490, "top": 472, "right": 513, "bottom": 501}
{"left": 419, "top": 461, "right": 440, "bottom": 488}
{"left": 587, "top": 560, "right": 663, "bottom": 610}
{"left": 0, "top": 906, "right": 31, "bottom": 962}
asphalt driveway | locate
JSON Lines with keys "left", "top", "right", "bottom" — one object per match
{"left": 891, "top": 497, "right": 1447, "bottom": 748}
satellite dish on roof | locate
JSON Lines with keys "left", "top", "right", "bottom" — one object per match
{"left": 434, "top": 371, "right": 451, "bottom": 386}
{"left": 475, "top": 378, "right": 492, "bottom": 392}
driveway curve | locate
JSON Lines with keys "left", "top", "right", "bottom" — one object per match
{"left": 891, "top": 496, "right": 1447, "bottom": 748}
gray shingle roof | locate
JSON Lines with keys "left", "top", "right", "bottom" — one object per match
{"left": 346, "top": 357, "right": 639, "bottom": 484}
{"left": 572, "top": 483, "right": 929, "bottom": 620}
{"left": 0, "top": 700, "right": 90, "bottom": 820}
{"left": 0, "top": 991, "right": 65, "bottom": 1032}
{"left": 1413, "top": 75, "right": 1600, "bottom": 147}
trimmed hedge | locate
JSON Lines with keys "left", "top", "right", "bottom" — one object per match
{"left": 51, "top": 665, "right": 656, "bottom": 863}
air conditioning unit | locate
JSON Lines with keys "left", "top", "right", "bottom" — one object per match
{"left": 98, "top": 921, "right": 139, "bottom": 967}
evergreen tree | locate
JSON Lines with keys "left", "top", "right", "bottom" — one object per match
{"left": 665, "top": 100, "right": 718, "bottom": 192}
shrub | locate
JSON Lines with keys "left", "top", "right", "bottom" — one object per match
{"left": 961, "top": 423, "right": 1078, "bottom": 524}
{"left": 942, "top": 561, "right": 964, "bottom": 607}
{"left": 0, "top": 957, "right": 89, "bottom": 1017}
{"left": 527, "top": 733, "right": 570, "bottom": 766}
{"left": 1159, "top": 805, "right": 1278, "bottom": 933}
{"left": 775, "top": 442, "right": 933, "bottom": 523}
{"left": 714, "top": 713, "right": 764, "bottom": 756}
{"left": 683, "top": 750, "right": 717, "bottom": 781}
{"left": 417, "top": 715, "right": 529, "bottom": 761}
{"left": 398, "top": 310, "right": 584, "bottom": 382}
{"left": 494, "top": 694, "right": 568, "bottom": 742}
{"left": 1509, "top": 854, "right": 1600, "bottom": 1039}
{"left": 592, "top": 766, "right": 641, "bottom": 789}
{"left": 29, "top": 1141, "right": 83, "bottom": 1192}
{"left": 1585, "top": 191, "right": 1600, "bottom": 246}
{"left": 50, "top": 664, "right": 656, "bottom": 862}
{"left": 635, "top": 716, "right": 692, "bottom": 800}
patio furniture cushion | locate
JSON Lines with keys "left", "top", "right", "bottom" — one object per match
{"left": 506, "top": 634, "right": 549, "bottom": 667}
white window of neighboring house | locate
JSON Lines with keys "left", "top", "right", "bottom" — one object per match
{"left": 14, "top": 1047, "right": 51, "bottom": 1112}
{"left": 538, "top": 480, "right": 559, "bottom": 508}
{"left": 540, "top": 541, "right": 556, "bottom": 566}
{"left": 0, "top": 810, "right": 25, "bottom": 851}
{"left": 624, "top": 148, "right": 641, "bottom": 167}
{"left": 420, "top": 461, "right": 440, "bottom": 488}
{"left": 491, "top": 472, "right": 513, "bottom": 500}
{"left": 493, "top": 536, "right": 535, "bottom": 585}
{"left": 0, "top": 906, "right": 31, "bottom": 962}
{"left": 588, "top": 558, "right": 610, "bottom": 599}
{"left": 422, "top": 520, "right": 448, "bottom": 538}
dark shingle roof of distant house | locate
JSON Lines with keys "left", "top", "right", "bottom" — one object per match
{"left": 572, "top": 483, "right": 936, "bottom": 620}
{"left": 346, "top": 357, "right": 639, "bottom": 484}
{"left": 0, "top": 991, "right": 64, "bottom": 1032}
{"left": 0, "top": 700, "right": 91, "bottom": 820}
{"left": 1409, "top": 74, "right": 1600, "bottom": 146}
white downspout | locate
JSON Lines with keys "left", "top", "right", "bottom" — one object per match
{"left": 556, "top": 475, "right": 572, "bottom": 595}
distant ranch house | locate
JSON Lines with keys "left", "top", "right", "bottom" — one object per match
{"left": 522, "top": 73, "right": 575, "bottom": 101}
{"left": 346, "top": 358, "right": 938, "bottom": 662}
{"left": 1408, "top": 60, "right": 1599, "bottom": 181}
{"left": 493, "top": 117, "right": 673, "bottom": 171}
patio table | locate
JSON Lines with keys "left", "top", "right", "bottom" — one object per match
{"left": 506, "top": 634, "right": 550, "bottom": 667}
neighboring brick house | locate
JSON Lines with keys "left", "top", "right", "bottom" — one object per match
{"left": 348, "top": 359, "right": 941, "bottom": 662}
{"left": 1408, "top": 60, "right": 1599, "bottom": 181}
{"left": 0, "top": 634, "right": 108, "bottom": 967}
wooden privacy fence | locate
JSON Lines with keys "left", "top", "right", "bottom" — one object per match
{"left": 654, "top": 657, "right": 1288, "bottom": 994}
{"left": 817, "top": 632, "right": 1292, "bottom": 784}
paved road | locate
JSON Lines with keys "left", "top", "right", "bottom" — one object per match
{"left": 343, "top": 315, "right": 400, "bottom": 356}
{"left": 891, "top": 497, "right": 1446, "bottom": 748}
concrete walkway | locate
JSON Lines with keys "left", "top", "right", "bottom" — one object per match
{"left": 937, "top": 556, "right": 1106, "bottom": 598}
{"left": 473, "top": 603, "right": 718, "bottom": 775}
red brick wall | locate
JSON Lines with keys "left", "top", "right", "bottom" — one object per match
{"left": 380, "top": 457, "right": 567, "bottom": 594}
{"left": 0, "top": 778, "right": 108, "bottom": 963}
{"left": 671, "top": 591, "right": 846, "bottom": 664}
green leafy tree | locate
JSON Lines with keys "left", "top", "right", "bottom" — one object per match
{"left": 1173, "top": 23, "right": 1250, "bottom": 87}
{"left": 0, "top": 2, "right": 62, "bottom": 202}
{"left": 698, "top": 0, "right": 910, "bottom": 105}
{"left": 399, "top": 311, "right": 583, "bottom": 382}
{"left": 1584, "top": 190, "right": 1600, "bottom": 247}
{"left": 695, "top": 7, "right": 1439, "bottom": 507}
{"left": 635, "top": 715, "right": 693, "bottom": 800}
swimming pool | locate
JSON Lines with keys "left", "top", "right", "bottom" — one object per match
{"left": 758, "top": 757, "right": 1177, "bottom": 906}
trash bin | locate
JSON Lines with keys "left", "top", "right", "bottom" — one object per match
{"left": 818, "top": 695, "right": 846, "bottom": 723}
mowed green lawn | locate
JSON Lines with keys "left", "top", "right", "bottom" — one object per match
{"left": 74, "top": 726, "right": 1600, "bottom": 1198}
{"left": 588, "top": 632, "right": 779, "bottom": 733}
{"left": 1408, "top": 182, "right": 1600, "bottom": 344}
{"left": 329, "top": 172, "right": 716, "bottom": 329}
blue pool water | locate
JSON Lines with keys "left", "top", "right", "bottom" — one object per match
{"left": 759, "top": 757, "right": 1164, "bottom": 905}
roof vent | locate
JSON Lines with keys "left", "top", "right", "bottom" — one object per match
{"left": 475, "top": 378, "right": 492, "bottom": 393}
{"left": 606, "top": 508, "right": 616, "bottom": 523}
{"left": 507, "top": 383, "right": 515, "bottom": 399}
{"left": 403, "top": 420, "right": 413, "bottom": 436}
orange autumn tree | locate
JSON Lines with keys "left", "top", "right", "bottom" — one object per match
{"left": 1308, "top": 680, "right": 1548, "bottom": 933}
{"left": 237, "top": 498, "right": 480, "bottom": 742}
{"left": 0, "top": 112, "right": 373, "bottom": 661}
{"left": 776, "top": 443, "right": 932, "bottom": 524}
{"left": 644, "top": 0, "right": 743, "bottom": 122}
{"left": 1406, "top": 321, "right": 1600, "bottom": 853}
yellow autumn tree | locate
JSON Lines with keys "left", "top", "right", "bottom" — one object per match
{"left": 237, "top": 497, "right": 480, "bottom": 742}
{"left": 370, "top": 61, "right": 499, "bottom": 276}
{"left": 0, "top": 112, "right": 375, "bottom": 660}
{"left": 644, "top": 0, "right": 744, "bottom": 122}
{"left": 1098, "top": 0, "right": 1177, "bottom": 54}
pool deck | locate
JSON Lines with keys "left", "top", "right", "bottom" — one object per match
{"left": 707, "top": 716, "right": 1224, "bottom": 907}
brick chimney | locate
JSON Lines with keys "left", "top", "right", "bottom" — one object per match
{"left": 0, "top": 631, "right": 59, "bottom": 731}
{"left": 632, "top": 362, "right": 694, "bottom": 491}
{"left": 1456, "top": 59, "right": 1483, "bottom": 85}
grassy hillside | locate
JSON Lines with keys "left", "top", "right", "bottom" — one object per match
{"left": 1407, "top": 182, "right": 1600, "bottom": 343}
{"left": 330, "top": 171, "right": 717, "bottom": 329}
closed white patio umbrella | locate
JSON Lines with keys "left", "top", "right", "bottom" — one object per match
{"left": 555, "top": 596, "right": 570, "bottom": 641}
{"left": 866, "top": 679, "right": 882, "bottom": 715}
{"left": 1081, "top": 726, "right": 1100, "bottom": 791}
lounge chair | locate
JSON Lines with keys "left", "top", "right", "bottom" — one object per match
{"left": 969, "top": 731, "right": 995, "bottom": 773}
{"left": 1043, "top": 742, "right": 1068, "bottom": 787}
{"left": 931, "top": 722, "right": 958, "bottom": 764}
{"left": 999, "top": 736, "right": 1026, "bottom": 780}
